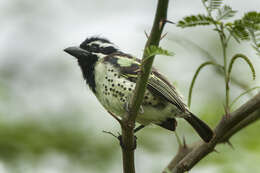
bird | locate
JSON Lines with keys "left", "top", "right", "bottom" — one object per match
{"left": 64, "top": 36, "right": 214, "bottom": 142}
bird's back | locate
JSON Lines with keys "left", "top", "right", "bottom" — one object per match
{"left": 93, "top": 53, "right": 188, "bottom": 125}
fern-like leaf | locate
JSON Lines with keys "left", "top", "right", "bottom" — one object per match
{"left": 144, "top": 45, "right": 173, "bottom": 61}
{"left": 227, "top": 28, "right": 240, "bottom": 43}
{"left": 177, "top": 14, "right": 214, "bottom": 28}
{"left": 231, "top": 20, "right": 250, "bottom": 40}
{"left": 242, "top": 11, "right": 260, "bottom": 30}
{"left": 228, "top": 12, "right": 260, "bottom": 44}
{"left": 242, "top": 12, "right": 260, "bottom": 54}
{"left": 248, "top": 29, "right": 260, "bottom": 55}
{"left": 216, "top": 5, "right": 237, "bottom": 21}
{"left": 209, "top": 0, "right": 223, "bottom": 12}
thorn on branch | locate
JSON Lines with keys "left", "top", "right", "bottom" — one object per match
{"left": 144, "top": 30, "right": 149, "bottom": 39}
{"left": 213, "top": 148, "right": 220, "bottom": 153}
{"left": 108, "top": 111, "right": 123, "bottom": 125}
{"left": 102, "top": 130, "right": 137, "bottom": 150}
{"left": 159, "top": 19, "right": 175, "bottom": 30}
{"left": 226, "top": 140, "right": 234, "bottom": 149}
{"left": 160, "top": 32, "right": 168, "bottom": 40}
{"left": 164, "top": 19, "right": 175, "bottom": 24}
{"left": 102, "top": 130, "right": 118, "bottom": 139}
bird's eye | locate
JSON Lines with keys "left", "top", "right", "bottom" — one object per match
{"left": 91, "top": 44, "right": 99, "bottom": 52}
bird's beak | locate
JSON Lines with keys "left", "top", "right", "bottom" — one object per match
{"left": 64, "top": 46, "right": 90, "bottom": 58}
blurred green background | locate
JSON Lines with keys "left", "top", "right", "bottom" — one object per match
{"left": 0, "top": 0, "right": 260, "bottom": 172}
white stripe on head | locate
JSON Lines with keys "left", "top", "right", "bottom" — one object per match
{"left": 92, "top": 52, "right": 107, "bottom": 58}
{"left": 89, "top": 41, "right": 118, "bottom": 49}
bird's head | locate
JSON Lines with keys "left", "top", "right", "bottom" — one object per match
{"left": 64, "top": 37, "right": 119, "bottom": 92}
{"left": 64, "top": 37, "right": 118, "bottom": 61}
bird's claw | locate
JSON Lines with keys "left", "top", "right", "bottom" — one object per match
{"left": 118, "top": 135, "right": 137, "bottom": 150}
{"left": 124, "top": 101, "right": 130, "bottom": 112}
{"left": 139, "top": 105, "right": 144, "bottom": 114}
{"left": 124, "top": 94, "right": 144, "bottom": 114}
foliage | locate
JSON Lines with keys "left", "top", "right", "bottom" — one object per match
{"left": 177, "top": 15, "right": 214, "bottom": 28}
{"left": 144, "top": 45, "right": 173, "bottom": 60}
{"left": 208, "top": 0, "right": 223, "bottom": 12}
{"left": 216, "top": 5, "right": 237, "bottom": 21}
{"left": 178, "top": 1, "right": 260, "bottom": 55}
{"left": 177, "top": 0, "right": 259, "bottom": 109}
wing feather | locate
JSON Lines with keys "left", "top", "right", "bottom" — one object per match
{"left": 104, "top": 53, "right": 187, "bottom": 112}
{"left": 148, "top": 72, "right": 187, "bottom": 111}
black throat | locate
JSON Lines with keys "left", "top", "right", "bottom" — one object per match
{"left": 77, "top": 54, "right": 98, "bottom": 93}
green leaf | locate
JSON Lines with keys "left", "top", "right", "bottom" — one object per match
{"left": 228, "top": 12, "right": 260, "bottom": 45}
{"left": 216, "top": 5, "right": 237, "bottom": 21}
{"left": 242, "top": 11, "right": 260, "bottom": 30}
{"left": 231, "top": 20, "right": 250, "bottom": 40}
{"left": 177, "top": 14, "right": 214, "bottom": 28}
{"left": 209, "top": 0, "right": 223, "bottom": 12}
{"left": 227, "top": 27, "right": 241, "bottom": 43}
{"left": 248, "top": 29, "right": 260, "bottom": 55}
{"left": 144, "top": 45, "right": 173, "bottom": 61}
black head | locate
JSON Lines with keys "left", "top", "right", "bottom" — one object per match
{"left": 79, "top": 37, "right": 118, "bottom": 55}
{"left": 64, "top": 37, "right": 118, "bottom": 60}
{"left": 64, "top": 36, "right": 118, "bottom": 93}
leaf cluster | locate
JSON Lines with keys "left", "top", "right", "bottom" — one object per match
{"left": 144, "top": 45, "right": 173, "bottom": 61}
{"left": 178, "top": 0, "right": 259, "bottom": 109}
{"left": 177, "top": 0, "right": 260, "bottom": 55}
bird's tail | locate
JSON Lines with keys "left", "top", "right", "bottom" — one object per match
{"left": 184, "top": 113, "right": 214, "bottom": 142}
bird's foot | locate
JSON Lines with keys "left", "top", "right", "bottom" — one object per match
{"left": 139, "top": 105, "right": 144, "bottom": 114}
{"left": 124, "top": 101, "right": 130, "bottom": 112}
{"left": 118, "top": 135, "right": 137, "bottom": 150}
{"left": 124, "top": 101, "right": 144, "bottom": 114}
{"left": 103, "top": 130, "right": 137, "bottom": 150}
{"left": 124, "top": 95, "right": 144, "bottom": 114}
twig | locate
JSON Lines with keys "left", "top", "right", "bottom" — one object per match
{"left": 160, "top": 32, "right": 168, "bottom": 40}
{"left": 107, "top": 111, "right": 122, "bottom": 125}
{"left": 102, "top": 130, "right": 118, "bottom": 139}
{"left": 165, "top": 92, "right": 260, "bottom": 173}
{"left": 120, "top": 1, "right": 170, "bottom": 173}
{"left": 144, "top": 30, "right": 149, "bottom": 39}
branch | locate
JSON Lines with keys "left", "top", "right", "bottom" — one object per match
{"left": 188, "top": 61, "right": 223, "bottom": 107}
{"left": 220, "top": 109, "right": 260, "bottom": 143}
{"left": 165, "top": 92, "right": 260, "bottom": 173}
{"left": 120, "top": 1, "right": 169, "bottom": 173}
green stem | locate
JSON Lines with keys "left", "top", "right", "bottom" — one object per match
{"left": 219, "top": 25, "right": 229, "bottom": 111}
{"left": 202, "top": 0, "right": 230, "bottom": 110}
{"left": 223, "top": 41, "right": 229, "bottom": 110}
{"left": 188, "top": 61, "right": 223, "bottom": 107}
{"left": 120, "top": 1, "right": 169, "bottom": 173}
{"left": 128, "top": 0, "right": 169, "bottom": 123}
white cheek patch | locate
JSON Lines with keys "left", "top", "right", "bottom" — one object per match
{"left": 92, "top": 52, "right": 107, "bottom": 58}
{"left": 89, "top": 41, "right": 118, "bottom": 49}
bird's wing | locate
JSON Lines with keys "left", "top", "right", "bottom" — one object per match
{"left": 147, "top": 71, "right": 187, "bottom": 112}
{"left": 104, "top": 53, "right": 187, "bottom": 112}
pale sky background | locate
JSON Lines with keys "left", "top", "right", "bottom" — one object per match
{"left": 0, "top": 0, "right": 260, "bottom": 173}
